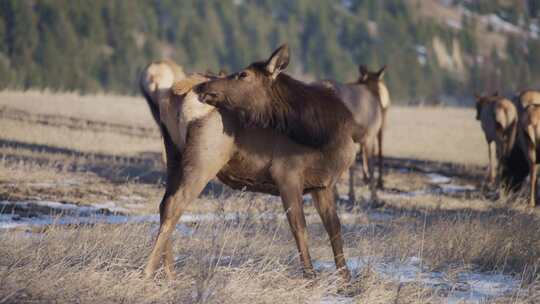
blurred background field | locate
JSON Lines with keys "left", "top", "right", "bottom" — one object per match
{"left": 0, "top": 91, "right": 486, "bottom": 164}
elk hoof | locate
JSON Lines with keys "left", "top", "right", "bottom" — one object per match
{"left": 336, "top": 273, "right": 356, "bottom": 297}
{"left": 143, "top": 269, "right": 155, "bottom": 280}
{"left": 368, "top": 199, "right": 385, "bottom": 209}
{"left": 303, "top": 269, "right": 317, "bottom": 280}
{"left": 340, "top": 268, "right": 352, "bottom": 282}
{"left": 165, "top": 269, "right": 177, "bottom": 281}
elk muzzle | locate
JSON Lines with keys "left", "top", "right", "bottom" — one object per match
{"left": 193, "top": 82, "right": 223, "bottom": 106}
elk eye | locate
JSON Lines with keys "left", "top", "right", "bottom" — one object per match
{"left": 238, "top": 72, "right": 248, "bottom": 79}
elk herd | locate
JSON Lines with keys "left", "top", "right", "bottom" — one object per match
{"left": 475, "top": 90, "right": 540, "bottom": 207}
{"left": 138, "top": 44, "right": 539, "bottom": 284}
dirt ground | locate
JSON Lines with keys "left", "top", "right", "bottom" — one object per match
{"left": 1, "top": 91, "right": 539, "bottom": 303}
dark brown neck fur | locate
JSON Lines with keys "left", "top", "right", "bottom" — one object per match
{"left": 253, "top": 72, "right": 354, "bottom": 147}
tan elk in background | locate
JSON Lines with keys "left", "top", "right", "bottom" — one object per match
{"left": 517, "top": 90, "right": 540, "bottom": 109}
{"left": 515, "top": 90, "right": 540, "bottom": 207}
{"left": 322, "top": 65, "right": 388, "bottom": 205}
{"left": 475, "top": 92, "right": 518, "bottom": 187}
{"left": 357, "top": 65, "right": 390, "bottom": 190}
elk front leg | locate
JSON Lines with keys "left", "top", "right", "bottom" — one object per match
{"left": 276, "top": 177, "right": 314, "bottom": 278}
{"left": 377, "top": 128, "right": 384, "bottom": 189}
{"left": 348, "top": 160, "right": 356, "bottom": 205}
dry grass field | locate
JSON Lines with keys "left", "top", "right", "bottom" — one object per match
{"left": 1, "top": 91, "right": 540, "bottom": 303}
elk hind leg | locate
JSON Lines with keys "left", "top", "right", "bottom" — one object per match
{"left": 145, "top": 126, "right": 233, "bottom": 279}
{"left": 311, "top": 188, "right": 351, "bottom": 282}
{"left": 361, "top": 146, "right": 370, "bottom": 182}
{"left": 527, "top": 135, "right": 537, "bottom": 207}
{"left": 486, "top": 141, "right": 497, "bottom": 186}
{"left": 366, "top": 144, "right": 379, "bottom": 205}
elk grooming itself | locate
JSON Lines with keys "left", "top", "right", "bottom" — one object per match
{"left": 144, "top": 45, "right": 361, "bottom": 283}
{"left": 475, "top": 93, "right": 518, "bottom": 187}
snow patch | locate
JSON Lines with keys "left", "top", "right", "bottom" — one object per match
{"left": 91, "top": 201, "right": 129, "bottom": 213}
{"left": 0, "top": 200, "right": 390, "bottom": 233}
{"left": 427, "top": 173, "right": 451, "bottom": 184}
{"left": 439, "top": 184, "right": 475, "bottom": 193}
{"left": 315, "top": 256, "right": 520, "bottom": 303}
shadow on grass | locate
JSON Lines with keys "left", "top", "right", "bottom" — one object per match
{"left": 0, "top": 138, "right": 226, "bottom": 196}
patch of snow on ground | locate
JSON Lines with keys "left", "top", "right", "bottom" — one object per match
{"left": 380, "top": 174, "right": 476, "bottom": 200}
{"left": 1, "top": 200, "right": 95, "bottom": 212}
{"left": 0, "top": 200, "right": 391, "bottom": 234}
{"left": 427, "top": 173, "right": 452, "bottom": 184}
{"left": 338, "top": 194, "right": 350, "bottom": 201}
{"left": 91, "top": 201, "right": 129, "bottom": 213}
{"left": 314, "top": 256, "right": 520, "bottom": 303}
{"left": 439, "top": 184, "right": 475, "bottom": 193}
{"left": 0, "top": 212, "right": 195, "bottom": 235}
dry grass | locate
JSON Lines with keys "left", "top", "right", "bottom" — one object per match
{"left": 1, "top": 91, "right": 540, "bottom": 303}
{"left": 1, "top": 201, "right": 539, "bottom": 303}
{"left": 0, "top": 91, "right": 161, "bottom": 156}
{"left": 0, "top": 90, "right": 155, "bottom": 127}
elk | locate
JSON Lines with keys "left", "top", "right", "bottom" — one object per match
{"left": 144, "top": 45, "right": 361, "bottom": 283}
{"left": 475, "top": 92, "right": 518, "bottom": 187}
{"left": 358, "top": 65, "right": 390, "bottom": 190}
{"left": 320, "top": 65, "right": 388, "bottom": 204}
{"left": 517, "top": 90, "right": 540, "bottom": 110}
{"left": 140, "top": 60, "right": 186, "bottom": 163}
{"left": 519, "top": 103, "right": 540, "bottom": 207}
{"left": 499, "top": 90, "right": 540, "bottom": 201}
{"left": 511, "top": 90, "right": 540, "bottom": 206}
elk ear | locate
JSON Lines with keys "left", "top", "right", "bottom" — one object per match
{"left": 265, "top": 44, "right": 290, "bottom": 79}
{"left": 359, "top": 65, "right": 368, "bottom": 76}
{"left": 377, "top": 65, "right": 387, "bottom": 80}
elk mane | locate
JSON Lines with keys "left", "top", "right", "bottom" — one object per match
{"left": 238, "top": 64, "right": 354, "bottom": 147}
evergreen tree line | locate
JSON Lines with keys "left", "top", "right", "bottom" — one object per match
{"left": 0, "top": 0, "right": 539, "bottom": 104}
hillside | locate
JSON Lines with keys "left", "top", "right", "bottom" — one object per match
{"left": 0, "top": 0, "right": 539, "bottom": 104}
